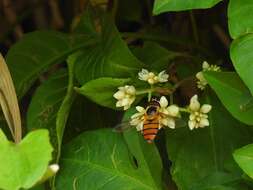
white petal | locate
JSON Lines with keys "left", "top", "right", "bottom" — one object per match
{"left": 128, "top": 97, "right": 135, "bottom": 105}
{"left": 189, "top": 113, "right": 195, "bottom": 121}
{"left": 130, "top": 118, "right": 141, "bottom": 125}
{"left": 131, "top": 112, "right": 143, "bottom": 119}
{"left": 200, "top": 104, "right": 212, "bottom": 113}
{"left": 188, "top": 120, "right": 196, "bottom": 130}
{"left": 49, "top": 164, "right": 60, "bottom": 173}
{"left": 138, "top": 69, "right": 149, "bottom": 81}
{"left": 199, "top": 118, "right": 209, "bottom": 128}
{"left": 161, "top": 118, "right": 169, "bottom": 126}
{"left": 167, "top": 105, "right": 179, "bottom": 117}
{"left": 113, "top": 90, "right": 125, "bottom": 99}
{"left": 189, "top": 95, "right": 200, "bottom": 111}
{"left": 126, "top": 86, "right": 136, "bottom": 95}
{"left": 116, "top": 100, "right": 123, "bottom": 107}
{"left": 160, "top": 108, "right": 169, "bottom": 115}
{"left": 196, "top": 72, "right": 205, "bottom": 81}
{"left": 159, "top": 96, "right": 168, "bottom": 108}
{"left": 121, "top": 98, "right": 130, "bottom": 106}
{"left": 158, "top": 70, "right": 169, "bottom": 82}
{"left": 136, "top": 122, "right": 143, "bottom": 131}
{"left": 202, "top": 61, "right": 210, "bottom": 70}
{"left": 124, "top": 105, "right": 130, "bottom": 110}
{"left": 167, "top": 118, "right": 175, "bottom": 129}
{"left": 136, "top": 106, "right": 145, "bottom": 113}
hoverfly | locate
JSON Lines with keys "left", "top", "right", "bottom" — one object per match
{"left": 114, "top": 99, "right": 185, "bottom": 143}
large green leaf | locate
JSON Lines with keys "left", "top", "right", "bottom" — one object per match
{"left": 122, "top": 109, "right": 163, "bottom": 190}
{"left": 167, "top": 91, "right": 253, "bottom": 189}
{"left": 27, "top": 69, "right": 68, "bottom": 155}
{"left": 230, "top": 34, "right": 253, "bottom": 94}
{"left": 153, "top": 0, "right": 222, "bottom": 15}
{"left": 55, "top": 129, "right": 162, "bottom": 190}
{"left": 74, "top": 15, "right": 144, "bottom": 85}
{"left": 234, "top": 144, "right": 253, "bottom": 179}
{"left": 132, "top": 41, "right": 183, "bottom": 71}
{"left": 75, "top": 77, "right": 131, "bottom": 109}
{"left": 228, "top": 0, "right": 253, "bottom": 39}
{"left": 204, "top": 71, "right": 253, "bottom": 125}
{"left": 0, "top": 129, "right": 53, "bottom": 190}
{"left": 6, "top": 31, "right": 96, "bottom": 98}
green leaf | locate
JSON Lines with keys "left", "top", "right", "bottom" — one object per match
{"left": 0, "top": 129, "right": 53, "bottom": 190}
{"left": 204, "top": 71, "right": 253, "bottom": 125}
{"left": 167, "top": 91, "right": 253, "bottom": 189}
{"left": 6, "top": 31, "right": 97, "bottom": 98}
{"left": 153, "top": 0, "right": 222, "bottom": 15}
{"left": 228, "top": 0, "right": 253, "bottom": 39}
{"left": 132, "top": 41, "right": 183, "bottom": 71}
{"left": 75, "top": 77, "right": 131, "bottom": 109}
{"left": 74, "top": 15, "right": 144, "bottom": 85}
{"left": 27, "top": 69, "right": 68, "bottom": 156}
{"left": 234, "top": 144, "right": 253, "bottom": 179}
{"left": 230, "top": 34, "right": 253, "bottom": 94}
{"left": 55, "top": 129, "right": 162, "bottom": 190}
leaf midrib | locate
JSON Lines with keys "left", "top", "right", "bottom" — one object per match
{"left": 62, "top": 158, "right": 154, "bottom": 190}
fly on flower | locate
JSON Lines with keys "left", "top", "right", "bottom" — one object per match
{"left": 114, "top": 96, "right": 185, "bottom": 143}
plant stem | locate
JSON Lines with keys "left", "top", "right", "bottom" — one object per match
{"left": 179, "top": 107, "right": 190, "bottom": 113}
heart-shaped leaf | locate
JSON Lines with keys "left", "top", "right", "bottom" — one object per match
{"left": 204, "top": 71, "right": 253, "bottom": 125}
{"left": 74, "top": 15, "right": 143, "bottom": 85}
{"left": 55, "top": 129, "right": 162, "bottom": 190}
{"left": 0, "top": 129, "right": 53, "bottom": 190}
{"left": 228, "top": 0, "right": 253, "bottom": 39}
{"left": 6, "top": 31, "right": 97, "bottom": 98}
{"left": 230, "top": 34, "right": 253, "bottom": 94}
{"left": 153, "top": 0, "right": 222, "bottom": 15}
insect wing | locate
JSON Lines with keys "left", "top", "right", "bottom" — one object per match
{"left": 175, "top": 118, "right": 187, "bottom": 128}
{"left": 113, "top": 121, "right": 133, "bottom": 133}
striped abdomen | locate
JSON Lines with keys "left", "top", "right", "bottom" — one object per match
{"left": 142, "top": 118, "right": 159, "bottom": 143}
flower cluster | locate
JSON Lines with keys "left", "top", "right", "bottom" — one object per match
{"left": 188, "top": 95, "right": 212, "bottom": 130}
{"left": 113, "top": 85, "right": 136, "bottom": 110}
{"left": 130, "top": 96, "right": 179, "bottom": 131}
{"left": 196, "top": 61, "right": 221, "bottom": 90}
{"left": 113, "top": 69, "right": 169, "bottom": 110}
{"left": 113, "top": 68, "right": 212, "bottom": 135}
{"left": 138, "top": 69, "right": 169, "bottom": 85}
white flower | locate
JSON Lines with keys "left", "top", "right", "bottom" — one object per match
{"left": 158, "top": 96, "right": 179, "bottom": 129}
{"left": 196, "top": 61, "right": 221, "bottom": 90}
{"left": 130, "top": 96, "right": 179, "bottom": 131}
{"left": 113, "top": 85, "right": 136, "bottom": 110}
{"left": 188, "top": 95, "right": 212, "bottom": 130}
{"left": 138, "top": 69, "right": 169, "bottom": 85}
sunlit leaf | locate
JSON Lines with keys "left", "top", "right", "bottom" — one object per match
{"left": 0, "top": 129, "right": 52, "bottom": 190}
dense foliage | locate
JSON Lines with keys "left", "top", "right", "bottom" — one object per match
{"left": 1, "top": 0, "right": 253, "bottom": 190}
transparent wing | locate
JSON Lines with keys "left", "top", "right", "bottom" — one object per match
{"left": 113, "top": 120, "right": 133, "bottom": 133}
{"left": 175, "top": 118, "right": 187, "bottom": 128}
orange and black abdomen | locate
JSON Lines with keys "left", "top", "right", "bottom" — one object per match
{"left": 142, "top": 117, "right": 159, "bottom": 143}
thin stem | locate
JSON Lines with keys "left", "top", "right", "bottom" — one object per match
{"left": 170, "top": 94, "right": 173, "bottom": 104}
{"left": 179, "top": 107, "right": 190, "bottom": 113}
{"left": 172, "top": 76, "right": 195, "bottom": 92}
{"left": 190, "top": 11, "right": 199, "bottom": 44}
